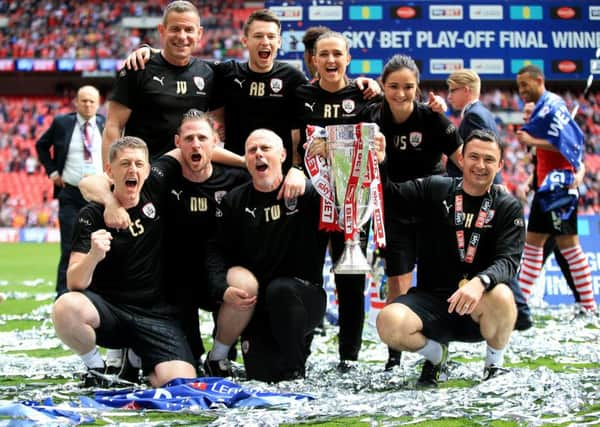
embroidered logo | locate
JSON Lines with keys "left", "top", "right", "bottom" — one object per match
{"left": 142, "top": 203, "right": 156, "bottom": 219}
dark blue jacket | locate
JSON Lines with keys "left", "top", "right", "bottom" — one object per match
{"left": 35, "top": 112, "right": 105, "bottom": 197}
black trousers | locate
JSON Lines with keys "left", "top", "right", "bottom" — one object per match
{"left": 543, "top": 237, "right": 579, "bottom": 302}
{"left": 242, "top": 277, "right": 326, "bottom": 382}
{"left": 57, "top": 184, "right": 87, "bottom": 296}
{"left": 329, "top": 228, "right": 368, "bottom": 361}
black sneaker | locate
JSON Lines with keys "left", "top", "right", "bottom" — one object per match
{"left": 336, "top": 360, "right": 357, "bottom": 373}
{"left": 204, "top": 352, "right": 233, "bottom": 377}
{"left": 483, "top": 364, "right": 510, "bottom": 381}
{"left": 81, "top": 367, "right": 114, "bottom": 388}
{"left": 385, "top": 349, "right": 402, "bottom": 371}
{"left": 105, "top": 349, "right": 141, "bottom": 384}
{"left": 416, "top": 344, "right": 449, "bottom": 387}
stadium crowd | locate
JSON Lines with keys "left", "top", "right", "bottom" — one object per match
{"left": 0, "top": 1, "right": 598, "bottom": 226}
{"left": 0, "top": 0, "right": 249, "bottom": 60}
{"left": 1, "top": 88, "right": 598, "bottom": 228}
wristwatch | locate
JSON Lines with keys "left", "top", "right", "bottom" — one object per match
{"left": 477, "top": 274, "right": 492, "bottom": 290}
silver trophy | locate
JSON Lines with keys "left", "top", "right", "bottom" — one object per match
{"left": 327, "top": 123, "right": 378, "bottom": 274}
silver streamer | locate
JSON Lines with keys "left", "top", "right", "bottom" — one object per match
{"left": 0, "top": 301, "right": 598, "bottom": 425}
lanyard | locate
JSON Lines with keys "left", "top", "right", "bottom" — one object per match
{"left": 454, "top": 182, "right": 493, "bottom": 265}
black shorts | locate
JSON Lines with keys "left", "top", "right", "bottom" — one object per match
{"left": 380, "top": 219, "right": 417, "bottom": 276}
{"left": 83, "top": 290, "right": 195, "bottom": 373}
{"left": 527, "top": 192, "right": 578, "bottom": 235}
{"left": 394, "top": 289, "right": 483, "bottom": 344}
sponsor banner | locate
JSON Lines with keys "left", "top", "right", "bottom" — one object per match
{"left": 470, "top": 58, "right": 504, "bottom": 74}
{"left": 0, "top": 59, "right": 14, "bottom": 71}
{"left": 270, "top": 6, "right": 302, "bottom": 21}
{"left": 309, "top": 5, "right": 343, "bottom": 21}
{"left": 429, "top": 5, "right": 463, "bottom": 20}
{"left": 0, "top": 227, "right": 59, "bottom": 243}
{"left": 511, "top": 59, "right": 544, "bottom": 74}
{"left": 469, "top": 5, "right": 503, "bottom": 20}
{"left": 74, "top": 59, "right": 96, "bottom": 71}
{"left": 15, "top": 59, "right": 34, "bottom": 72}
{"left": 551, "top": 59, "right": 583, "bottom": 74}
{"left": 32, "top": 59, "right": 55, "bottom": 72}
{"left": 349, "top": 59, "right": 383, "bottom": 75}
{"left": 591, "top": 59, "right": 600, "bottom": 74}
{"left": 46, "top": 227, "right": 60, "bottom": 243}
{"left": 390, "top": 5, "right": 422, "bottom": 20}
{"left": 281, "top": 31, "right": 304, "bottom": 52}
{"left": 20, "top": 228, "right": 48, "bottom": 243}
{"left": 430, "top": 58, "right": 464, "bottom": 74}
{"left": 98, "top": 58, "right": 118, "bottom": 71}
{"left": 270, "top": 0, "right": 599, "bottom": 80}
{"left": 540, "top": 216, "right": 600, "bottom": 305}
{"left": 550, "top": 6, "right": 581, "bottom": 20}
{"left": 349, "top": 5, "right": 383, "bottom": 20}
{"left": 0, "top": 228, "right": 19, "bottom": 242}
{"left": 509, "top": 5, "right": 543, "bottom": 20}
{"left": 57, "top": 59, "right": 75, "bottom": 71}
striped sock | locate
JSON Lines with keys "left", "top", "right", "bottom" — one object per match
{"left": 517, "top": 243, "right": 544, "bottom": 300}
{"left": 560, "top": 245, "right": 597, "bottom": 311}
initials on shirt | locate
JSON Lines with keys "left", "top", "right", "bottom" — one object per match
{"left": 264, "top": 204, "right": 281, "bottom": 222}
{"left": 463, "top": 213, "right": 475, "bottom": 229}
{"left": 189, "top": 196, "right": 208, "bottom": 212}
{"left": 323, "top": 104, "right": 342, "bottom": 118}
{"left": 249, "top": 81, "right": 266, "bottom": 97}
{"left": 128, "top": 218, "right": 145, "bottom": 237}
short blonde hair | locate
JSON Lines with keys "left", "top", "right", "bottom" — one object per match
{"left": 109, "top": 136, "right": 148, "bottom": 164}
{"left": 447, "top": 69, "right": 481, "bottom": 97}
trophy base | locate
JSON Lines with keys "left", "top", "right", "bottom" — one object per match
{"left": 334, "top": 241, "right": 371, "bottom": 275}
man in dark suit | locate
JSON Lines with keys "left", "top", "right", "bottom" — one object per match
{"left": 36, "top": 85, "right": 104, "bottom": 296}
{"left": 446, "top": 69, "right": 502, "bottom": 183}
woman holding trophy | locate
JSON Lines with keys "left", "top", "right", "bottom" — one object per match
{"left": 365, "top": 54, "right": 463, "bottom": 369}
{"left": 291, "top": 31, "right": 382, "bottom": 372}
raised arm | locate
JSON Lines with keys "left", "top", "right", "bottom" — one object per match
{"left": 79, "top": 174, "right": 131, "bottom": 230}
{"left": 102, "top": 101, "right": 132, "bottom": 167}
{"left": 123, "top": 46, "right": 157, "bottom": 71}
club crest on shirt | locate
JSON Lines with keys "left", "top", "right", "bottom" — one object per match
{"left": 342, "top": 99, "right": 355, "bottom": 114}
{"left": 409, "top": 132, "right": 422, "bottom": 147}
{"left": 142, "top": 203, "right": 156, "bottom": 219}
{"left": 193, "top": 76, "right": 205, "bottom": 92}
{"left": 215, "top": 207, "right": 223, "bottom": 218}
{"left": 270, "top": 78, "right": 282, "bottom": 93}
{"left": 214, "top": 190, "right": 227, "bottom": 204}
{"left": 285, "top": 196, "right": 298, "bottom": 213}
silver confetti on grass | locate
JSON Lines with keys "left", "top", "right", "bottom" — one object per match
{"left": 0, "top": 305, "right": 598, "bottom": 425}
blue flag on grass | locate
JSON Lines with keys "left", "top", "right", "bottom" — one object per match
{"left": 0, "top": 378, "right": 314, "bottom": 425}
{"left": 95, "top": 377, "right": 313, "bottom": 410}
{"left": 522, "top": 91, "right": 584, "bottom": 170}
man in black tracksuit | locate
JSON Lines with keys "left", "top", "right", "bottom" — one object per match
{"left": 210, "top": 128, "right": 328, "bottom": 382}
{"left": 377, "top": 129, "right": 526, "bottom": 386}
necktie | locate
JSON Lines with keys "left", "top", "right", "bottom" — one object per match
{"left": 83, "top": 121, "right": 92, "bottom": 161}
